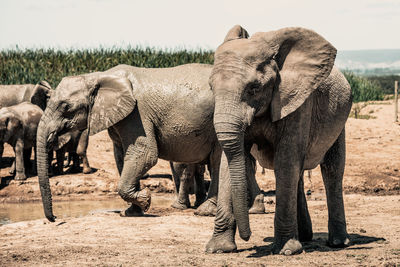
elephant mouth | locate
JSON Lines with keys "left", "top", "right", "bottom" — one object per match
{"left": 46, "top": 131, "right": 57, "bottom": 150}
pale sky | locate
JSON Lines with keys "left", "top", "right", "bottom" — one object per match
{"left": 0, "top": 0, "right": 399, "bottom": 51}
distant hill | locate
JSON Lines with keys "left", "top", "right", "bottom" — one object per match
{"left": 336, "top": 49, "right": 400, "bottom": 76}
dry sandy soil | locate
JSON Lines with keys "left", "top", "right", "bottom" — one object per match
{"left": 0, "top": 101, "right": 399, "bottom": 266}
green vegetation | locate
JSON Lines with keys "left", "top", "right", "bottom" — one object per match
{"left": 0, "top": 48, "right": 394, "bottom": 105}
{"left": 343, "top": 71, "right": 384, "bottom": 102}
{"left": 0, "top": 47, "right": 214, "bottom": 88}
{"left": 367, "top": 75, "right": 400, "bottom": 95}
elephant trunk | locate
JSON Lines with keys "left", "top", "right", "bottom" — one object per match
{"left": 37, "top": 113, "right": 56, "bottom": 222}
{"left": 214, "top": 108, "right": 251, "bottom": 241}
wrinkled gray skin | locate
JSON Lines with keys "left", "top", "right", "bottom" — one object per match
{"left": 0, "top": 81, "right": 51, "bottom": 165}
{"left": 170, "top": 162, "right": 207, "bottom": 210}
{"left": 0, "top": 102, "right": 43, "bottom": 180}
{"left": 36, "top": 63, "right": 265, "bottom": 222}
{"left": 206, "top": 25, "right": 352, "bottom": 255}
{"left": 53, "top": 129, "right": 92, "bottom": 175}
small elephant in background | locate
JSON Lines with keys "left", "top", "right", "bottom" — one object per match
{"left": 0, "top": 102, "right": 43, "bottom": 180}
{"left": 170, "top": 162, "right": 207, "bottom": 210}
{"left": 0, "top": 81, "right": 52, "bottom": 165}
{"left": 52, "top": 129, "right": 92, "bottom": 175}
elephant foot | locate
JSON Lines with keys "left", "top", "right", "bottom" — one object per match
{"left": 132, "top": 188, "right": 151, "bottom": 212}
{"left": 273, "top": 239, "right": 303, "bottom": 255}
{"left": 194, "top": 199, "right": 217, "bottom": 216}
{"left": 194, "top": 194, "right": 207, "bottom": 208}
{"left": 9, "top": 168, "right": 15, "bottom": 175}
{"left": 249, "top": 194, "right": 265, "bottom": 214}
{"left": 171, "top": 199, "right": 190, "bottom": 210}
{"left": 205, "top": 230, "right": 237, "bottom": 253}
{"left": 14, "top": 173, "right": 27, "bottom": 181}
{"left": 83, "top": 167, "right": 93, "bottom": 174}
{"left": 327, "top": 222, "right": 350, "bottom": 248}
{"left": 120, "top": 204, "right": 144, "bottom": 217}
{"left": 67, "top": 166, "right": 80, "bottom": 174}
{"left": 327, "top": 233, "right": 350, "bottom": 248}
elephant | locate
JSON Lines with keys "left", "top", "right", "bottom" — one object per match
{"left": 170, "top": 162, "right": 207, "bottom": 210}
{"left": 0, "top": 102, "right": 43, "bottom": 180}
{"left": 0, "top": 81, "right": 52, "bottom": 164}
{"left": 205, "top": 25, "right": 352, "bottom": 255}
{"left": 52, "top": 129, "right": 92, "bottom": 175}
{"left": 36, "top": 63, "right": 265, "bottom": 222}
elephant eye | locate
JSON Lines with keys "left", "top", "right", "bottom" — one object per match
{"left": 246, "top": 82, "right": 261, "bottom": 96}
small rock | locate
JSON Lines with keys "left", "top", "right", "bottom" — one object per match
{"left": 360, "top": 228, "right": 366, "bottom": 233}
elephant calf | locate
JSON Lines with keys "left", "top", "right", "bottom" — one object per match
{"left": 0, "top": 81, "right": 51, "bottom": 164}
{"left": 0, "top": 102, "right": 43, "bottom": 180}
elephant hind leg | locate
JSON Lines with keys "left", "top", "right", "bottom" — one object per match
{"left": 171, "top": 162, "right": 191, "bottom": 210}
{"left": 297, "top": 171, "right": 312, "bottom": 242}
{"left": 194, "top": 164, "right": 206, "bottom": 207}
{"left": 76, "top": 129, "right": 92, "bottom": 174}
{"left": 320, "top": 128, "right": 349, "bottom": 248}
{"left": 246, "top": 153, "right": 265, "bottom": 214}
{"left": 195, "top": 145, "right": 221, "bottom": 216}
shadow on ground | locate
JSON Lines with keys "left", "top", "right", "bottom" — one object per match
{"left": 244, "top": 233, "right": 386, "bottom": 258}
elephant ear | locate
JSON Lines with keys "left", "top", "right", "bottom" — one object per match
{"left": 223, "top": 25, "right": 249, "bottom": 42}
{"left": 87, "top": 75, "right": 136, "bottom": 136}
{"left": 267, "top": 27, "right": 337, "bottom": 122}
{"left": 31, "top": 81, "right": 52, "bottom": 111}
{"left": 55, "top": 133, "right": 71, "bottom": 150}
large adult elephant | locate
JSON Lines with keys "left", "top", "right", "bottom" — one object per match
{"left": 36, "top": 63, "right": 265, "bottom": 222}
{"left": 206, "top": 25, "right": 352, "bottom": 255}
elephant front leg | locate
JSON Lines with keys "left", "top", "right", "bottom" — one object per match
{"left": 320, "top": 129, "right": 349, "bottom": 248}
{"left": 0, "top": 142, "right": 4, "bottom": 167}
{"left": 118, "top": 137, "right": 158, "bottom": 216}
{"left": 205, "top": 152, "right": 237, "bottom": 253}
{"left": 273, "top": 152, "right": 304, "bottom": 255}
{"left": 14, "top": 139, "right": 27, "bottom": 180}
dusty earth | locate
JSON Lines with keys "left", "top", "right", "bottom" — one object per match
{"left": 0, "top": 100, "right": 399, "bottom": 266}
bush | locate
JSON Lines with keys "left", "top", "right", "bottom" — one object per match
{"left": 0, "top": 47, "right": 214, "bottom": 88}
{"left": 367, "top": 75, "right": 400, "bottom": 95}
{"left": 343, "top": 72, "right": 384, "bottom": 102}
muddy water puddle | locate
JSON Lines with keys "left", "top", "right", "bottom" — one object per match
{"left": 0, "top": 194, "right": 174, "bottom": 225}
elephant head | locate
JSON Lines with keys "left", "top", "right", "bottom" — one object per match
{"left": 31, "top": 81, "right": 52, "bottom": 111}
{"left": 37, "top": 73, "right": 136, "bottom": 221}
{"left": 210, "top": 25, "right": 336, "bottom": 241}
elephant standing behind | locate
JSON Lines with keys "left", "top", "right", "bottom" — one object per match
{"left": 206, "top": 25, "right": 352, "bottom": 255}
{"left": 170, "top": 162, "right": 207, "bottom": 210}
{"left": 36, "top": 63, "right": 265, "bottom": 222}
{"left": 53, "top": 129, "right": 92, "bottom": 175}
{"left": 0, "top": 81, "right": 51, "bottom": 164}
{"left": 0, "top": 102, "right": 43, "bottom": 180}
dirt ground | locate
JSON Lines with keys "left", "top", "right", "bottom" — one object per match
{"left": 0, "top": 100, "right": 400, "bottom": 266}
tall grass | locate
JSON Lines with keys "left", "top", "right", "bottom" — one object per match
{"left": 0, "top": 47, "right": 214, "bottom": 87}
{"left": 0, "top": 48, "right": 387, "bottom": 103}
{"left": 343, "top": 71, "right": 384, "bottom": 102}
